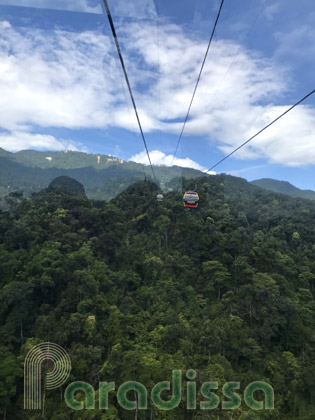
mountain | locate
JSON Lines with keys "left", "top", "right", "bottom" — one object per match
{"left": 47, "top": 176, "right": 86, "bottom": 196}
{"left": 3, "top": 148, "right": 315, "bottom": 209}
{"left": 251, "top": 178, "right": 315, "bottom": 200}
{"left": 1, "top": 174, "right": 315, "bottom": 419}
{"left": 0, "top": 148, "right": 204, "bottom": 208}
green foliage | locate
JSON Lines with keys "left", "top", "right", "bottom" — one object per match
{"left": 48, "top": 176, "right": 86, "bottom": 196}
{"left": 251, "top": 178, "right": 315, "bottom": 201}
{"left": 0, "top": 149, "right": 203, "bottom": 207}
{"left": 1, "top": 175, "right": 315, "bottom": 419}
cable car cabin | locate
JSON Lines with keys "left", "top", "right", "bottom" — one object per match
{"left": 157, "top": 194, "right": 164, "bottom": 202}
{"left": 183, "top": 191, "right": 199, "bottom": 208}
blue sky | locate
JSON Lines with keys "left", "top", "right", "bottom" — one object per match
{"left": 0, "top": 0, "right": 314, "bottom": 189}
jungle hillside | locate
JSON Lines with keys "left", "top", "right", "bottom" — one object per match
{"left": 1, "top": 174, "right": 315, "bottom": 419}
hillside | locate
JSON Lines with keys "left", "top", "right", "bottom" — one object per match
{"left": 0, "top": 148, "right": 204, "bottom": 207}
{"left": 251, "top": 178, "right": 315, "bottom": 200}
{"left": 1, "top": 174, "right": 315, "bottom": 419}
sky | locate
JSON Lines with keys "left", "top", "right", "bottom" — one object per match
{"left": 0, "top": 0, "right": 314, "bottom": 189}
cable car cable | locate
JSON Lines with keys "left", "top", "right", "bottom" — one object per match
{"left": 171, "top": 0, "right": 225, "bottom": 166}
{"left": 102, "top": 0, "right": 157, "bottom": 183}
{"left": 206, "top": 88, "right": 315, "bottom": 172}
{"left": 156, "top": 0, "right": 161, "bottom": 144}
{"left": 206, "top": 0, "right": 268, "bottom": 111}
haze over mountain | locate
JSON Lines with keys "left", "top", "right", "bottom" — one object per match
{"left": 251, "top": 178, "right": 315, "bottom": 201}
{"left": 0, "top": 148, "right": 204, "bottom": 207}
{"left": 2, "top": 148, "right": 315, "bottom": 210}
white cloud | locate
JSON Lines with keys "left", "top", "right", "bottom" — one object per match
{"left": 0, "top": 0, "right": 102, "bottom": 14}
{"left": 0, "top": 18, "right": 314, "bottom": 167}
{"left": 0, "top": 131, "right": 86, "bottom": 152}
{"left": 263, "top": 3, "right": 280, "bottom": 21}
{"left": 230, "top": 105, "right": 315, "bottom": 167}
{"left": 0, "top": 0, "right": 157, "bottom": 16}
{"left": 110, "top": 0, "right": 156, "bottom": 18}
{"left": 0, "top": 24, "right": 124, "bottom": 131}
{"left": 274, "top": 24, "right": 315, "bottom": 63}
{"left": 227, "top": 165, "right": 268, "bottom": 177}
{"left": 130, "top": 149, "right": 207, "bottom": 171}
{"left": 0, "top": 20, "right": 10, "bottom": 29}
{"left": 121, "top": 22, "right": 315, "bottom": 168}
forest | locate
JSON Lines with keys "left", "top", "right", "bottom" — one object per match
{"left": 1, "top": 174, "right": 315, "bottom": 419}
{"left": 0, "top": 148, "right": 201, "bottom": 206}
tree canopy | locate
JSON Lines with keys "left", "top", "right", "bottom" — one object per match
{"left": 1, "top": 174, "right": 315, "bottom": 419}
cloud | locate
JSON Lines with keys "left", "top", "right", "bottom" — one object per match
{"left": 0, "top": 0, "right": 157, "bottom": 17}
{"left": 130, "top": 149, "right": 207, "bottom": 171}
{"left": 229, "top": 105, "right": 315, "bottom": 167}
{"left": 263, "top": 3, "right": 280, "bottom": 21}
{"left": 227, "top": 165, "right": 268, "bottom": 177}
{"left": 0, "top": 22, "right": 124, "bottom": 131}
{"left": 120, "top": 22, "right": 315, "bottom": 168}
{"left": 0, "top": 0, "right": 102, "bottom": 14}
{"left": 274, "top": 24, "right": 315, "bottom": 64}
{"left": 0, "top": 131, "right": 86, "bottom": 152}
{"left": 110, "top": 0, "right": 156, "bottom": 18}
{"left": 0, "top": 17, "right": 314, "bottom": 167}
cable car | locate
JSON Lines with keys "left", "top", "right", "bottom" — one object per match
{"left": 157, "top": 194, "right": 164, "bottom": 202}
{"left": 183, "top": 191, "right": 199, "bottom": 208}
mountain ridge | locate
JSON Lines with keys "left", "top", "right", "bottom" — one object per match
{"left": 0, "top": 148, "right": 204, "bottom": 206}
{"left": 251, "top": 178, "right": 315, "bottom": 201}
{"left": 2, "top": 148, "right": 315, "bottom": 206}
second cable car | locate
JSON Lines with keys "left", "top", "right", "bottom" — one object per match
{"left": 183, "top": 191, "right": 199, "bottom": 208}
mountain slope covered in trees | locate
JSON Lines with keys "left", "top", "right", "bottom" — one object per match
{"left": 0, "top": 148, "right": 203, "bottom": 207}
{"left": 1, "top": 175, "right": 315, "bottom": 419}
{"left": 251, "top": 178, "right": 315, "bottom": 201}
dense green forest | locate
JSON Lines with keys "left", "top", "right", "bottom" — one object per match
{"left": 2, "top": 148, "right": 314, "bottom": 209}
{"left": 0, "top": 148, "right": 202, "bottom": 206}
{"left": 1, "top": 174, "right": 315, "bottom": 419}
{"left": 251, "top": 179, "right": 315, "bottom": 201}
